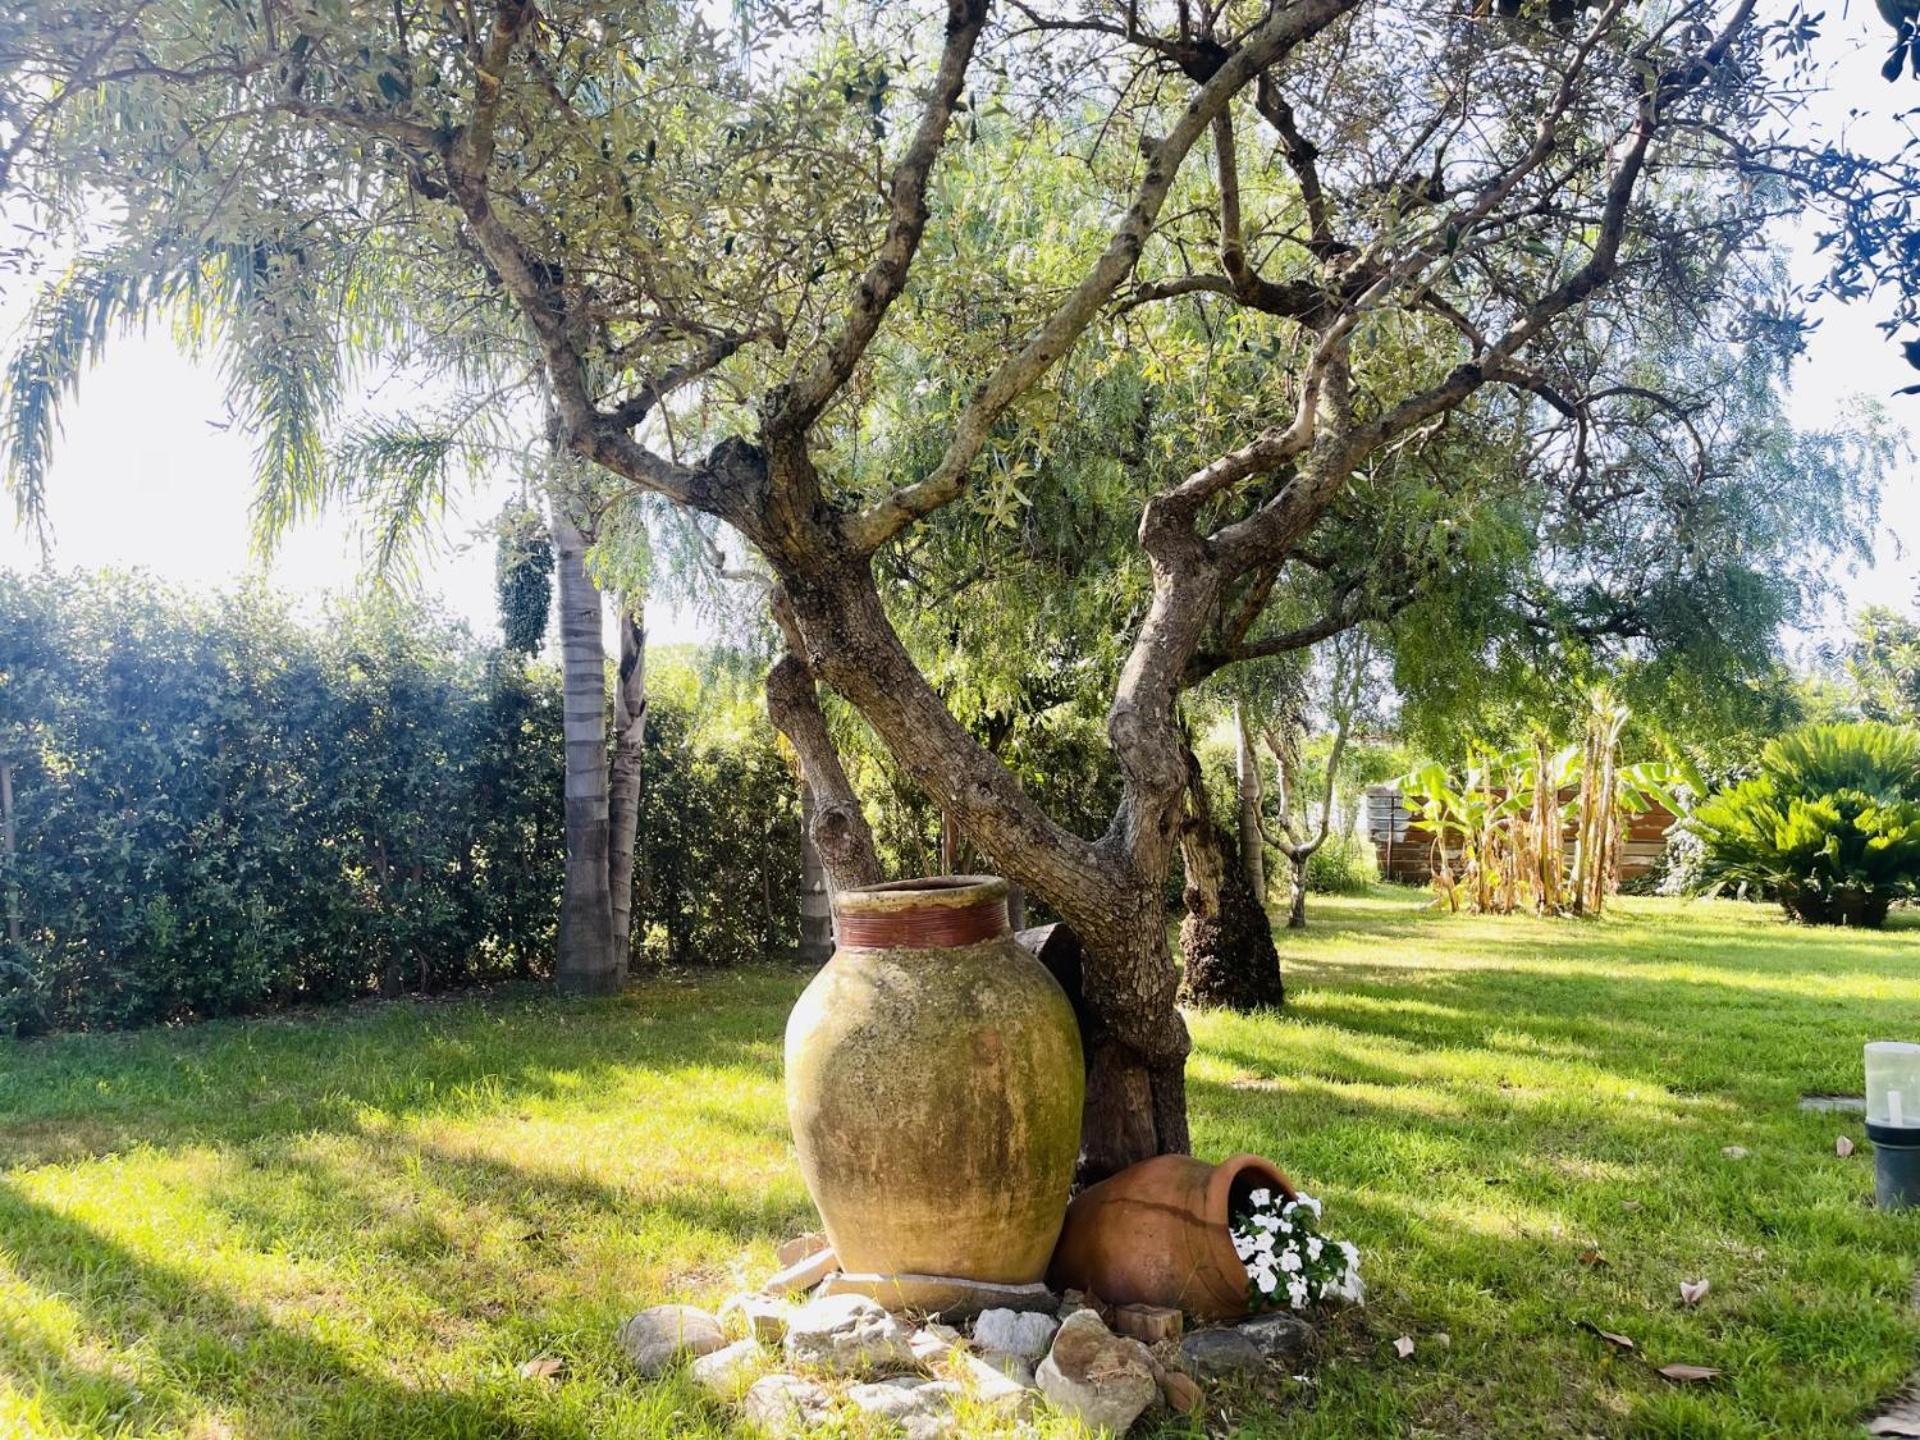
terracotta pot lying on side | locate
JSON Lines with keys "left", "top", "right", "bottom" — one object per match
{"left": 1047, "top": 1151, "right": 1296, "bottom": 1321}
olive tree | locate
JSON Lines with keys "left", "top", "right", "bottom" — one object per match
{"left": 1, "top": 0, "right": 1879, "bottom": 1176}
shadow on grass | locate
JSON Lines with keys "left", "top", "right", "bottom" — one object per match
{"left": 0, "top": 1176, "right": 607, "bottom": 1439}
{"left": 0, "top": 971, "right": 803, "bottom": 1169}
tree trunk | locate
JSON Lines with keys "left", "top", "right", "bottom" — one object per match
{"left": 1177, "top": 744, "right": 1285, "bottom": 1011}
{"left": 764, "top": 650, "right": 882, "bottom": 892}
{"left": 767, "top": 548, "right": 1190, "bottom": 1181}
{"left": 0, "top": 760, "right": 19, "bottom": 948}
{"left": 551, "top": 498, "right": 620, "bottom": 995}
{"left": 607, "top": 599, "right": 646, "bottom": 977}
{"left": 1234, "top": 702, "right": 1265, "bottom": 902}
{"left": 797, "top": 782, "right": 835, "bottom": 963}
{"left": 1287, "top": 851, "right": 1309, "bottom": 929}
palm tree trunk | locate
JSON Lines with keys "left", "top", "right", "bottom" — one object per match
{"left": 0, "top": 760, "right": 19, "bottom": 948}
{"left": 1234, "top": 701, "right": 1266, "bottom": 903}
{"left": 551, "top": 498, "right": 619, "bottom": 994}
{"left": 607, "top": 599, "right": 646, "bottom": 977}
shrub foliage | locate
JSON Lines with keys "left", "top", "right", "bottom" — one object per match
{"left": 0, "top": 572, "right": 799, "bottom": 1034}
{"left": 1688, "top": 722, "right": 1920, "bottom": 928}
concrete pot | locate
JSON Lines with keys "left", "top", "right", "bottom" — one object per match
{"left": 785, "top": 876, "right": 1084, "bottom": 1312}
{"left": 1048, "top": 1152, "right": 1295, "bottom": 1321}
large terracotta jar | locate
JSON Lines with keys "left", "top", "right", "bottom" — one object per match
{"left": 1049, "top": 1152, "right": 1295, "bottom": 1321}
{"left": 785, "top": 876, "right": 1083, "bottom": 1311}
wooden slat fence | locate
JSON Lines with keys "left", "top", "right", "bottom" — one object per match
{"left": 1364, "top": 784, "right": 1677, "bottom": 885}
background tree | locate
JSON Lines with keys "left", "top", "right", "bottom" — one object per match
{"left": 1849, "top": 600, "right": 1920, "bottom": 726}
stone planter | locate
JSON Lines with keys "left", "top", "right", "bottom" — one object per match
{"left": 785, "top": 876, "right": 1084, "bottom": 1313}
{"left": 1048, "top": 1152, "right": 1294, "bottom": 1321}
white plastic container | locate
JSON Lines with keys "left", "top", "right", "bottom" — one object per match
{"left": 1867, "top": 1041, "right": 1920, "bottom": 1134}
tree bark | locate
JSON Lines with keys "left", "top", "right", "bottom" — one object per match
{"left": 797, "top": 782, "right": 835, "bottom": 963}
{"left": 1178, "top": 743, "right": 1285, "bottom": 1011}
{"left": 551, "top": 497, "right": 620, "bottom": 995}
{"left": 607, "top": 599, "right": 646, "bottom": 977}
{"left": 764, "top": 649, "right": 882, "bottom": 892}
{"left": 1234, "top": 702, "right": 1266, "bottom": 902}
{"left": 761, "top": 523, "right": 1190, "bottom": 1181}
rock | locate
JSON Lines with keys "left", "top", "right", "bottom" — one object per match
{"left": 909, "top": 1323, "right": 967, "bottom": 1364}
{"left": 617, "top": 1304, "right": 727, "bottom": 1376}
{"left": 1110, "top": 1303, "right": 1182, "bottom": 1346}
{"left": 973, "top": 1307, "right": 1058, "bottom": 1360}
{"left": 972, "top": 1350, "right": 1038, "bottom": 1387}
{"left": 847, "top": 1378, "right": 964, "bottom": 1440}
{"left": 1178, "top": 1327, "right": 1266, "bottom": 1380}
{"left": 1235, "top": 1311, "right": 1316, "bottom": 1367}
{"left": 817, "top": 1271, "right": 1054, "bottom": 1320}
{"left": 1159, "top": 1369, "right": 1204, "bottom": 1415}
{"left": 1057, "top": 1288, "right": 1109, "bottom": 1322}
{"left": 1035, "top": 1309, "right": 1159, "bottom": 1435}
{"left": 689, "top": 1338, "right": 762, "bottom": 1400}
{"left": 740, "top": 1374, "right": 832, "bottom": 1437}
{"left": 847, "top": 1376, "right": 961, "bottom": 1417}
{"left": 762, "top": 1245, "right": 839, "bottom": 1296}
{"left": 944, "top": 1348, "right": 1037, "bottom": 1417}
{"left": 719, "top": 1292, "right": 792, "bottom": 1343}
{"left": 776, "top": 1231, "right": 830, "bottom": 1267}
{"left": 783, "top": 1293, "right": 917, "bottom": 1375}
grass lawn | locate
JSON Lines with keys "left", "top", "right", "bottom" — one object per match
{"left": 1, "top": 891, "right": 1917, "bottom": 1439}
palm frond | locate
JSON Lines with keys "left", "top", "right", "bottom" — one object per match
{"left": 0, "top": 250, "right": 194, "bottom": 543}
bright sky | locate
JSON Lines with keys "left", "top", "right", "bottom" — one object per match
{"left": 0, "top": 7, "right": 1915, "bottom": 657}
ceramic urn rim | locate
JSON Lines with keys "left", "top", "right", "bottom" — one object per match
{"left": 1201, "top": 1152, "right": 1296, "bottom": 1311}
{"left": 831, "top": 875, "right": 1010, "bottom": 949}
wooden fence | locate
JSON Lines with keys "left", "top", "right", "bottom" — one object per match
{"left": 1364, "top": 785, "right": 1677, "bottom": 885}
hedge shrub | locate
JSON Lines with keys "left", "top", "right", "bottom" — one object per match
{"left": 0, "top": 572, "right": 800, "bottom": 1033}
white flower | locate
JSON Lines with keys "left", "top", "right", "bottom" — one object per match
{"left": 1339, "top": 1240, "right": 1360, "bottom": 1268}
{"left": 1253, "top": 1230, "right": 1275, "bottom": 1254}
{"left": 1255, "top": 1212, "right": 1280, "bottom": 1231}
{"left": 1252, "top": 1265, "right": 1277, "bottom": 1293}
{"left": 1233, "top": 1235, "right": 1256, "bottom": 1261}
{"left": 1287, "top": 1278, "right": 1309, "bottom": 1309}
{"left": 1249, "top": 1188, "right": 1272, "bottom": 1207}
{"left": 1278, "top": 1249, "right": 1302, "bottom": 1274}
{"left": 1286, "top": 1194, "right": 1323, "bottom": 1218}
{"left": 1327, "top": 1268, "right": 1367, "bottom": 1305}
{"left": 1307, "top": 1237, "right": 1324, "bottom": 1261}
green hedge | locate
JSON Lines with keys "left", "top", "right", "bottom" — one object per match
{"left": 0, "top": 572, "right": 799, "bottom": 1034}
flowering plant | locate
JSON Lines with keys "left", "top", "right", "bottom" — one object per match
{"left": 1229, "top": 1187, "right": 1364, "bottom": 1312}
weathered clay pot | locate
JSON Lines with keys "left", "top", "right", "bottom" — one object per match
{"left": 1048, "top": 1152, "right": 1296, "bottom": 1321}
{"left": 785, "top": 876, "right": 1084, "bottom": 1312}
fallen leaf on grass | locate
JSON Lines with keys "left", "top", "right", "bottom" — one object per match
{"left": 1656, "top": 1363, "right": 1721, "bottom": 1384}
{"left": 518, "top": 1358, "right": 566, "bottom": 1381}
{"left": 1393, "top": 1336, "right": 1415, "bottom": 1359}
{"left": 1679, "top": 1279, "right": 1710, "bottom": 1307}
{"left": 1575, "top": 1320, "right": 1635, "bottom": 1351}
{"left": 1721, "top": 1146, "right": 1749, "bottom": 1159}
{"left": 1579, "top": 1247, "right": 1608, "bottom": 1268}
{"left": 1838, "top": 1135, "right": 1856, "bottom": 1158}
{"left": 1620, "top": 1199, "right": 1643, "bottom": 1213}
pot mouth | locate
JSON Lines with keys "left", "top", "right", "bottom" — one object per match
{"left": 1202, "top": 1153, "right": 1296, "bottom": 1312}
{"left": 833, "top": 875, "right": 1010, "bottom": 949}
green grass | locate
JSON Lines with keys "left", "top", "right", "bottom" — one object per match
{"left": 1, "top": 892, "right": 1916, "bottom": 1438}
